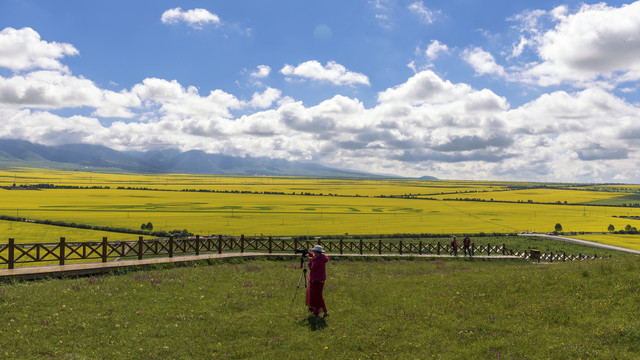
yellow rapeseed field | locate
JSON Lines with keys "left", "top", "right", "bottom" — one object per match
{"left": 431, "top": 188, "right": 626, "bottom": 204}
{"left": 1, "top": 167, "right": 639, "bottom": 246}
{"left": 0, "top": 220, "right": 137, "bottom": 243}
{"left": 1, "top": 187, "right": 637, "bottom": 238}
{"left": 572, "top": 233, "right": 640, "bottom": 251}
{"left": 0, "top": 167, "right": 509, "bottom": 196}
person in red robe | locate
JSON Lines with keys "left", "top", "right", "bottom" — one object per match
{"left": 305, "top": 245, "right": 329, "bottom": 317}
{"left": 450, "top": 235, "right": 458, "bottom": 256}
{"left": 463, "top": 235, "right": 472, "bottom": 257}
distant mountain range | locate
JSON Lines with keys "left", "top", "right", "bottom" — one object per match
{"left": 0, "top": 139, "right": 437, "bottom": 179}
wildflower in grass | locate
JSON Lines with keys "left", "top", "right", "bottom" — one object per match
{"left": 243, "top": 282, "right": 254, "bottom": 287}
{"left": 266, "top": 292, "right": 273, "bottom": 298}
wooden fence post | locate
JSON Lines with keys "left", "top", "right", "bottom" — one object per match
{"left": 195, "top": 235, "right": 200, "bottom": 256}
{"left": 550, "top": 252, "right": 554, "bottom": 263}
{"left": 563, "top": 252, "right": 566, "bottom": 262}
{"left": 240, "top": 234, "right": 245, "bottom": 253}
{"left": 138, "top": 236, "right": 143, "bottom": 260}
{"left": 437, "top": 242, "right": 441, "bottom": 255}
{"left": 378, "top": 240, "right": 382, "bottom": 255}
{"left": 399, "top": 240, "right": 403, "bottom": 255}
{"left": 217, "top": 235, "right": 223, "bottom": 254}
{"left": 471, "top": 243, "right": 475, "bottom": 256}
{"left": 169, "top": 236, "right": 174, "bottom": 258}
{"left": 8, "top": 238, "right": 14, "bottom": 269}
{"left": 419, "top": 240, "right": 422, "bottom": 255}
{"left": 268, "top": 236, "right": 273, "bottom": 254}
{"left": 102, "top": 237, "right": 108, "bottom": 262}
{"left": 60, "top": 237, "right": 66, "bottom": 265}
{"left": 502, "top": 243, "right": 506, "bottom": 255}
{"left": 339, "top": 238, "right": 343, "bottom": 254}
{"left": 358, "top": 239, "right": 363, "bottom": 255}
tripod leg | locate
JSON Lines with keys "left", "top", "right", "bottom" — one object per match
{"left": 289, "top": 271, "right": 306, "bottom": 309}
{"left": 303, "top": 268, "right": 308, "bottom": 288}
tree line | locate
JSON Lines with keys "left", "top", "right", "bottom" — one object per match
{"left": 0, "top": 215, "right": 191, "bottom": 238}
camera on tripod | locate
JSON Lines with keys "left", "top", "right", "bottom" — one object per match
{"left": 294, "top": 248, "right": 309, "bottom": 256}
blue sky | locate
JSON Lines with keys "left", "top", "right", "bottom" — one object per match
{"left": 1, "top": 0, "right": 639, "bottom": 182}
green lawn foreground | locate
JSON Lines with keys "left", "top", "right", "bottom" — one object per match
{"left": 0, "top": 256, "right": 639, "bottom": 359}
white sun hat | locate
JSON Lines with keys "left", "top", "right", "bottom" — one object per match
{"left": 312, "top": 245, "right": 325, "bottom": 253}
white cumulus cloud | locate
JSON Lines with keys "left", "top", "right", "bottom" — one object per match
{"left": 463, "top": 47, "right": 507, "bottom": 78}
{"left": 250, "top": 65, "right": 271, "bottom": 78}
{"left": 2, "top": 26, "right": 640, "bottom": 183}
{"left": 425, "top": 40, "right": 449, "bottom": 60}
{"left": 132, "top": 78, "right": 242, "bottom": 121}
{"left": 161, "top": 8, "right": 221, "bottom": 29}
{"left": 250, "top": 87, "right": 281, "bottom": 108}
{"left": 281, "top": 60, "right": 370, "bottom": 86}
{"left": 0, "top": 27, "right": 78, "bottom": 72}
{"left": 0, "top": 70, "right": 140, "bottom": 118}
{"left": 518, "top": 1, "right": 640, "bottom": 87}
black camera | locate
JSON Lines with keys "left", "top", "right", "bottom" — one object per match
{"left": 294, "top": 248, "right": 308, "bottom": 255}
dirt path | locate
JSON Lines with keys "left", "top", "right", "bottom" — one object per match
{"left": 518, "top": 233, "right": 640, "bottom": 254}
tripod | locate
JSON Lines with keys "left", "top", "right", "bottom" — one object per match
{"left": 289, "top": 253, "right": 308, "bottom": 309}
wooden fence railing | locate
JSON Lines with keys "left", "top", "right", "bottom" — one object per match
{"left": 0, "top": 235, "right": 608, "bottom": 269}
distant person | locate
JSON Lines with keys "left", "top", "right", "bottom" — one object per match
{"left": 450, "top": 236, "right": 458, "bottom": 256}
{"left": 306, "top": 245, "right": 329, "bottom": 318}
{"left": 463, "top": 235, "right": 472, "bottom": 257}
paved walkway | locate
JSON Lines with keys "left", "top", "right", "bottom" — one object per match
{"left": 0, "top": 252, "right": 520, "bottom": 280}
{"left": 518, "top": 233, "right": 640, "bottom": 254}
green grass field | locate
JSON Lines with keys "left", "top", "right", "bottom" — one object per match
{"left": 1, "top": 256, "right": 639, "bottom": 359}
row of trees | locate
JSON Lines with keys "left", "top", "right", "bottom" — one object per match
{"left": 4, "top": 183, "right": 110, "bottom": 190}
{"left": 554, "top": 223, "right": 639, "bottom": 234}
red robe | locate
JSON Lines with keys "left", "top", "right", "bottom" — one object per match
{"left": 305, "top": 252, "right": 328, "bottom": 314}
